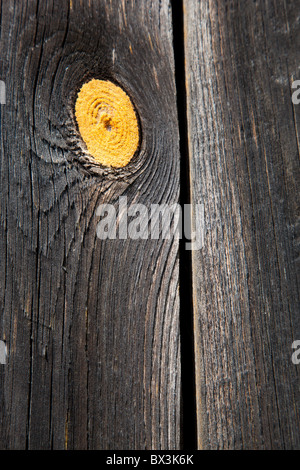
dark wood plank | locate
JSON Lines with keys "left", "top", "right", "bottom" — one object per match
{"left": 0, "top": 0, "right": 180, "bottom": 449}
{"left": 184, "top": 0, "right": 300, "bottom": 449}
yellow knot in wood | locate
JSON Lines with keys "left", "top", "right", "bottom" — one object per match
{"left": 75, "top": 79, "right": 139, "bottom": 168}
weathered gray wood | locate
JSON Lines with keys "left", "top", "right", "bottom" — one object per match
{"left": 0, "top": 0, "right": 180, "bottom": 449}
{"left": 184, "top": 0, "right": 300, "bottom": 449}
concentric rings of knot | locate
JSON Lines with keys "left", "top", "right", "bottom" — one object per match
{"left": 75, "top": 79, "right": 139, "bottom": 168}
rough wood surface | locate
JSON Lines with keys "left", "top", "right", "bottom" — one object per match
{"left": 0, "top": 0, "right": 180, "bottom": 449}
{"left": 184, "top": 0, "right": 300, "bottom": 449}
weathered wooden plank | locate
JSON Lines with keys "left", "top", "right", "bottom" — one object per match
{"left": 184, "top": 0, "right": 300, "bottom": 449}
{"left": 0, "top": 0, "right": 180, "bottom": 449}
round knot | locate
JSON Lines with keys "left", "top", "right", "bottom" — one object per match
{"left": 75, "top": 79, "right": 139, "bottom": 168}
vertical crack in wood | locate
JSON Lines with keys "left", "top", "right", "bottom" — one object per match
{"left": 171, "top": 0, "right": 197, "bottom": 450}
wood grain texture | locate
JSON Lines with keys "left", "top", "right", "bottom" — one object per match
{"left": 0, "top": 0, "right": 180, "bottom": 449}
{"left": 184, "top": 0, "right": 300, "bottom": 449}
